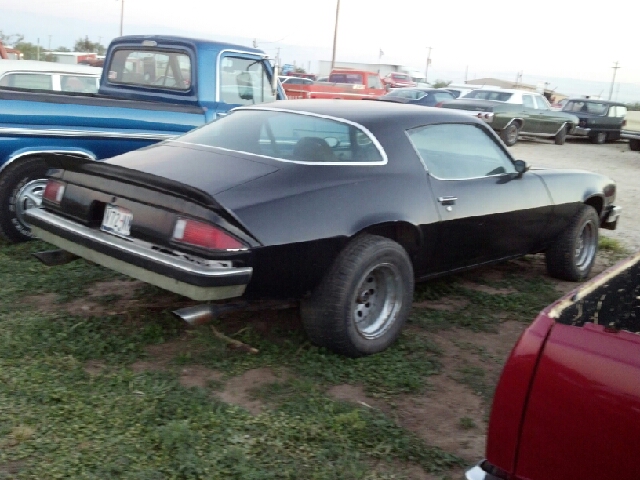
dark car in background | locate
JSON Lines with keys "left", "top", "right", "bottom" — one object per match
{"left": 377, "top": 87, "right": 455, "bottom": 107}
{"left": 27, "top": 100, "right": 620, "bottom": 358}
{"left": 562, "top": 98, "right": 628, "bottom": 144}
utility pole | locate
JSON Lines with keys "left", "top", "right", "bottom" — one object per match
{"left": 424, "top": 47, "right": 432, "bottom": 83}
{"left": 330, "top": 0, "right": 340, "bottom": 71}
{"left": 609, "top": 61, "right": 620, "bottom": 100}
{"left": 119, "top": 0, "right": 124, "bottom": 37}
{"left": 37, "top": 38, "right": 40, "bottom": 60}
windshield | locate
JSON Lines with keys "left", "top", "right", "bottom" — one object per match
{"left": 174, "top": 109, "right": 385, "bottom": 164}
{"left": 563, "top": 100, "right": 608, "bottom": 115}
{"left": 385, "top": 89, "right": 425, "bottom": 100}
{"left": 391, "top": 74, "right": 410, "bottom": 80}
{"left": 462, "top": 90, "right": 513, "bottom": 102}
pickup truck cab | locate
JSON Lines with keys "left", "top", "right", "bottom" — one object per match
{"left": 281, "top": 69, "right": 385, "bottom": 100}
{"left": 0, "top": 35, "right": 284, "bottom": 242}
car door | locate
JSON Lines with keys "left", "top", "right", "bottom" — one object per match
{"left": 406, "top": 123, "right": 553, "bottom": 273}
{"left": 521, "top": 94, "right": 540, "bottom": 133}
{"left": 531, "top": 95, "right": 561, "bottom": 134}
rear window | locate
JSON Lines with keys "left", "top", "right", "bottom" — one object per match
{"left": 392, "top": 74, "right": 410, "bottom": 80}
{"left": 386, "top": 89, "right": 425, "bottom": 100}
{"left": 563, "top": 100, "right": 609, "bottom": 115}
{"left": 463, "top": 90, "right": 513, "bottom": 102}
{"left": 329, "top": 73, "right": 363, "bottom": 84}
{"left": 175, "top": 109, "right": 386, "bottom": 164}
{"left": 0, "top": 73, "right": 53, "bottom": 90}
{"left": 107, "top": 48, "right": 192, "bottom": 90}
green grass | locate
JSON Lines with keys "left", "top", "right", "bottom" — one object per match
{"left": 598, "top": 235, "right": 628, "bottom": 255}
{"left": 0, "top": 239, "right": 589, "bottom": 478}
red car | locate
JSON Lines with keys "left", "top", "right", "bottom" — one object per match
{"left": 382, "top": 72, "right": 416, "bottom": 89}
{"left": 468, "top": 252, "right": 640, "bottom": 480}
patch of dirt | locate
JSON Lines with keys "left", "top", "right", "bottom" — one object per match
{"left": 83, "top": 360, "right": 107, "bottom": 376}
{"left": 413, "top": 297, "right": 469, "bottom": 311}
{"left": 130, "top": 334, "right": 204, "bottom": 374}
{"left": 179, "top": 365, "right": 223, "bottom": 389}
{"left": 0, "top": 460, "right": 26, "bottom": 475}
{"left": 214, "top": 368, "right": 287, "bottom": 415}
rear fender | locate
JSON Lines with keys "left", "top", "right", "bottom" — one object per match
{"left": 0, "top": 148, "right": 96, "bottom": 175}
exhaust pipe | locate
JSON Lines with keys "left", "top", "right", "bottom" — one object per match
{"left": 172, "top": 301, "right": 249, "bottom": 327}
{"left": 32, "top": 249, "right": 80, "bottom": 266}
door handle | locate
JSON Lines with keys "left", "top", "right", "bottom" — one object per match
{"left": 438, "top": 196, "right": 457, "bottom": 205}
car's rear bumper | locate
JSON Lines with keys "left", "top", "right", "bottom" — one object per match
{"left": 602, "top": 205, "right": 621, "bottom": 230}
{"left": 570, "top": 126, "right": 591, "bottom": 136}
{"left": 26, "top": 208, "right": 252, "bottom": 301}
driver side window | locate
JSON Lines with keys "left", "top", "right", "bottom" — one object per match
{"left": 219, "top": 56, "right": 276, "bottom": 106}
{"left": 406, "top": 124, "right": 516, "bottom": 180}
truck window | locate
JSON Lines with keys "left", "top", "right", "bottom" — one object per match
{"left": 60, "top": 75, "right": 99, "bottom": 93}
{"left": 108, "top": 49, "right": 192, "bottom": 91}
{"left": 330, "top": 73, "right": 363, "bottom": 84}
{"left": 0, "top": 73, "right": 53, "bottom": 90}
{"left": 219, "top": 56, "right": 276, "bottom": 106}
{"left": 367, "top": 75, "right": 382, "bottom": 89}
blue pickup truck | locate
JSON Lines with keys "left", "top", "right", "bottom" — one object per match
{"left": 0, "top": 35, "right": 284, "bottom": 242}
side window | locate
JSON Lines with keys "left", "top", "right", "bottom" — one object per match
{"left": 4, "top": 73, "right": 53, "bottom": 90}
{"left": 108, "top": 49, "right": 191, "bottom": 90}
{"left": 367, "top": 75, "right": 382, "bottom": 89}
{"left": 406, "top": 124, "right": 516, "bottom": 180}
{"left": 219, "top": 56, "right": 276, "bottom": 106}
{"left": 60, "top": 75, "right": 98, "bottom": 93}
{"left": 534, "top": 96, "right": 549, "bottom": 110}
{"left": 522, "top": 95, "right": 535, "bottom": 108}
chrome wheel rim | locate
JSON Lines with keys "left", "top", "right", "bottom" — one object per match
{"left": 575, "top": 220, "right": 597, "bottom": 271}
{"left": 15, "top": 179, "right": 47, "bottom": 229}
{"left": 352, "top": 263, "right": 403, "bottom": 340}
{"left": 506, "top": 125, "right": 518, "bottom": 144}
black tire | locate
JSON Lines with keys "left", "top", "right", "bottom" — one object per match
{"left": 554, "top": 125, "right": 567, "bottom": 145}
{"left": 545, "top": 205, "right": 599, "bottom": 282}
{"left": 590, "top": 131, "right": 607, "bottom": 144}
{"left": 630, "top": 139, "right": 640, "bottom": 151}
{"left": 300, "top": 234, "right": 414, "bottom": 357}
{"left": 0, "top": 157, "right": 50, "bottom": 243}
{"left": 500, "top": 123, "right": 519, "bottom": 147}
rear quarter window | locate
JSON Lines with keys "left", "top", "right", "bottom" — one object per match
{"left": 0, "top": 73, "right": 53, "bottom": 90}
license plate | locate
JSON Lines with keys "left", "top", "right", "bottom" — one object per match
{"left": 101, "top": 204, "right": 132, "bottom": 237}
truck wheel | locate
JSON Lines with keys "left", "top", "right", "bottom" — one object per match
{"left": 500, "top": 123, "right": 519, "bottom": 146}
{"left": 591, "top": 132, "right": 607, "bottom": 144}
{"left": 545, "top": 205, "right": 599, "bottom": 281}
{"left": 300, "top": 234, "right": 414, "bottom": 357}
{"left": 0, "top": 157, "right": 50, "bottom": 243}
{"left": 630, "top": 139, "right": 640, "bottom": 151}
{"left": 554, "top": 125, "right": 567, "bottom": 145}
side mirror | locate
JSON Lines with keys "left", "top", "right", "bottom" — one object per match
{"left": 271, "top": 63, "right": 279, "bottom": 96}
{"left": 513, "top": 159, "right": 529, "bottom": 177}
{"left": 236, "top": 72, "right": 254, "bottom": 101}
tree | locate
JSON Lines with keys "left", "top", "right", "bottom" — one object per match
{"left": 74, "top": 36, "right": 106, "bottom": 55}
{"left": 432, "top": 79, "right": 452, "bottom": 88}
{"left": 294, "top": 67, "right": 307, "bottom": 73}
{"left": 14, "top": 41, "right": 39, "bottom": 60}
{"left": 0, "top": 31, "right": 24, "bottom": 45}
{"left": 56, "top": 46, "right": 71, "bottom": 52}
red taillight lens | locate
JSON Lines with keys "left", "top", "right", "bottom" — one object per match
{"left": 43, "top": 180, "right": 66, "bottom": 204}
{"left": 172, "top": 218, "right": 244, "bottom": 251}
{"left": 477, "top": 113, "right": 483, "bottom": 118}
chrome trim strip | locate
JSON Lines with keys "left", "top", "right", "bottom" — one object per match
{"left": 0, "top": 149, "right": 97, "bottom": 175}
{"left": 26, "top": 208, "right": 253, "bottom": 279}
{"left": 503, "top": 118, "right": 524, "bottom": 130}
{"left": 171, "top": 106, "right": 389, "bottom": 166}
{"left": 553, "top": 122, "right": 568, "bottom": 135}
{"left": 0, "top": 126, "right": 176, "bottom": 141}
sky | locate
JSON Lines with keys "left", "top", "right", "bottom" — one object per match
{"left": 3, "top": 0, "right": 640, "bottom": 102}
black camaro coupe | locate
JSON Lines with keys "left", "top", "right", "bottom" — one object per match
{"left": 27, "top": 100, "right": 621, "bottom": 357}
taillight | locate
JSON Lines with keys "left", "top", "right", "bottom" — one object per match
{"left": 484, "top": 113, "right": 491, "bottom": 119}
{"left": 477, "top": 113, "right": 483, "bottom": 118}
{"left": 172, "top": 218, "right": 245, "bottom": 251}
{"left": 43, "top": 180, "right": 66, "bottom": 204}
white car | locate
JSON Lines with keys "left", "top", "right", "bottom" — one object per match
{"left": 0, "top": 60, "right": 101, "bottom": 93}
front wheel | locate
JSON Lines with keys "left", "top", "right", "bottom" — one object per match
{"left": 630, "top": 139, "right": 640, "bottom": 151}
{"left": 591, "top": 131, "right": 607, "bottom": 144}
{"left": 554, "top": 125, "right": 567, "bottom": 145}
{"left": 300, "top": 234, "right": 414, "bottom": 357}
{"left": 500, "top": 123, "right": 519, "bottom": 146}
{"left": 0, "top": 157, "right": 50, "bottom": 243}
{"left": 545, "top": 205, "right": 599, "bottom": 281}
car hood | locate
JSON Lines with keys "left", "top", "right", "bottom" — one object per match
{"left": 103, "top": 142, "right": 281, "bottom": 196}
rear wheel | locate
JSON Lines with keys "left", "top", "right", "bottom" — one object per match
{"left": 300, "top": 234, "right": 414, "bottom": 357}
{"left": 0, "top": 157, "right": 50, "bottom": 243}
{"left": 591, "top": 131, "right": 607, "bottom": 144}
{"left": 554, "top": 125, "right": 567, "bottom": 145}
{"left": 500, "top": 123, "right": 519, "bottom": 146}
{"left": 545, "top": 205, "right": 599, "bottom": 281}
{"left": 630, "top": 139, "right": 640, "bottom": 151}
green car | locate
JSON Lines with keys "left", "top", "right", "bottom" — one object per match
{"left": 440, "top": 89, "right": 580, "bottom": 146}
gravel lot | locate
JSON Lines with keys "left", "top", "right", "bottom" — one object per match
{"left": 511, "top": 137, "right": 639, "bottom": 251}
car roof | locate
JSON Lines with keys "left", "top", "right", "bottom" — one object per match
{"left": 0, "top": 60, "right": 102, "bottom": 76}
{"left": 235, "top": 99, "right": 484, "bottom": 130}
{"left": 388, "top": 87, "right": 442, "bottom": 93}
{"left": 565, "top": 98, "right": 626, "bottom": 106}
{"left": 110, "top": 35, "right": 265, "bottom": 56}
